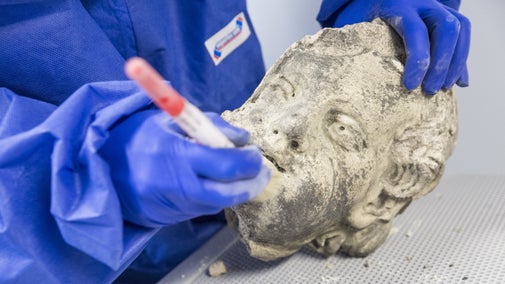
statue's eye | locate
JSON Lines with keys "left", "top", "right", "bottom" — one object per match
{"left": 325, "top": 111, "right": 367, "bottom": 152}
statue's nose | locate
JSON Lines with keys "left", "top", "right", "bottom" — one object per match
{"left": 261, "top": 111, "right": 310, "bottom": 154}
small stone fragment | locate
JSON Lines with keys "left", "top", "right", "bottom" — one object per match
{"left": 207, "top": 260, "right": 227, "bottom": 277}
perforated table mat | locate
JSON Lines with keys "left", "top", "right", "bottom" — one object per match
{"left": 159, "top": 175, "right": 505, "bottom": 283}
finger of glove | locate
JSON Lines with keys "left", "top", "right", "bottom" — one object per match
{"left": 387, "top": 13, "right": 430, "bottom": 91}
{"left": 123, "top": 164, "right": 225, "bottom": 226}
{"left": 144, "top": 177, "right": 226, "bottom": 226}
{"left": 193, "top": 165, "right": 272, "bottom": 208}
{"left": 186, "top": 143, "right": 263, "bottom": 181}
{"left": 332, "top": 0, "right": 373, "bottom": 28}
{"left": 456, "top": 64, "right": 469, "bottom": 87}
{"left": 166, "top": 203, "right": 223, "bottom": 223}
{"left": 205, "top": 112, "right": 251, "bottom": 146}
{"left": 420, "top": 7, "right": 460, "bottom": 94}
{"left": 157, "top": 204, "right": 223, "bottom": 226}
{"left": 122, "top": 196, "right": 222, "bottom": 227}
{"left": 437, "top": 0, "right": 461, "bottom": 10}
{"left": 443, "top": 10, "right": 471, "bottom": 89}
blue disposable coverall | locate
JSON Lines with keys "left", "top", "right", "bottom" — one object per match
{"left": 0, "top": 0, "right": 469, "bottom": 283}
{"left": 0, "top": 1, "right": 264, "bottom": 283}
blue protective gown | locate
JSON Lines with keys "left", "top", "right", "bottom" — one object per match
{"left": 0, "top": 1, "right": 345, "bottom": 283}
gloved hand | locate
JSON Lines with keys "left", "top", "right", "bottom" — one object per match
{"left": 100, "top": 109, "right": 270, "bottom": 228}
{"left": 324, "top": 0, "right": 470, "bottom": 94}
{"left": 437, "top": 0, "right": 461, "bottom": 10}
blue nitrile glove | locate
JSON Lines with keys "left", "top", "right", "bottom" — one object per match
{"left": 319, "top": 0, "right": 470, "bottom": 94}
{"left": 100, "top": 109, "right": 270, "bottom": 228}
{"left": 438, "top": 0, "right": 461, "bottom": 10}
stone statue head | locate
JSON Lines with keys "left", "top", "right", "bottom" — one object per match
{"left": 222, "top": 20, "right": 457, "bottom": 261}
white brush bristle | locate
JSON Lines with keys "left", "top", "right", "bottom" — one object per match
{"left": 252, "top": 157, "right": 282, "bottom": 202}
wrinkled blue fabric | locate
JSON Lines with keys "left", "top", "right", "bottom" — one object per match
{"left": 0, "top": 83, "right": 157, "bottom": 283}
{"left": 0, "top": 0, "right": 265, "bottom": 283}
{"left": 0, "top": 0, "right": 265, "bottom": 111}
{"left": 0, "top": 1, "right": 128, "bottom": 105}
{"left": 318, "top": 0, "right": 471, "bottom": 94}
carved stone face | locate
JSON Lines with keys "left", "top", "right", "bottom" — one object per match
{"left": 222, "top": 20, "right": 457, "bottom": 261}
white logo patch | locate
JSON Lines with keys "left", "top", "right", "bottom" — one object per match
{"left": 204, "top": 12, "right": 251, "bottom": 66}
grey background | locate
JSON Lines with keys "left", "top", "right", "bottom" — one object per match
{"left": 246, "top": 0, "right": 505, "bottom": 175}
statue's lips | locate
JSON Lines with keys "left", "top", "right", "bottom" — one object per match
{"left": 262, "top": 153, "right": 286, "bottom": 173}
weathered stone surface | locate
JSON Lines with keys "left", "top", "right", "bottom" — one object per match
{"left": 222, "top": 20, "right": 458, "bottom": 261}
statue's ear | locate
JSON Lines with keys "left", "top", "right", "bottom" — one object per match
{"left": 384, "top": 120, "right": 449, "bottom": 200}
{"left": 353, "top": 151, "right": 445, "bottom": 227}
{"left": 382, "top": 160, "right": 445, "bottom": 199}
{"left": 346, "top": 158, "right": 443, "bottom": 231}
{"left": 347, "top": 130, "right": 449, "bottom": 231}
